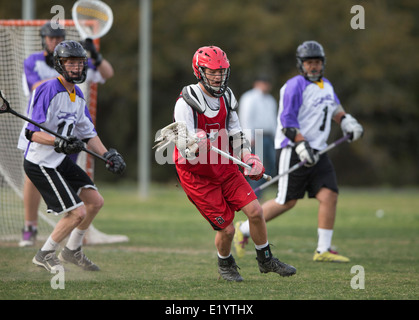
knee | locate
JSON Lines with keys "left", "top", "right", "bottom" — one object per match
{"left": 225, "top": 223, "right": 236, "bottom": 236}
{"left": 219, "top": 223, "right": 235, "bottom": 241}
{"left": 246, "top": 203, "right": 264, "bottom": 222}
{"left": 318, "top": 188, "right": 338, "bottom": 206}
{"left": 85, "top": 193, "right": 104, "bottom": 214}
{"left": 93, "top": 194, "right": 104, "bottom": 212}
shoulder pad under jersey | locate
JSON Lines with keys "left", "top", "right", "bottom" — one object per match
{"left": 224, "top": 87, "right": 239, "bottom": 111}
{"left": 181, "top": 84, "right": 207, "bottom": 114}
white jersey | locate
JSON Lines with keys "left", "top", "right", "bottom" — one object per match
{"left": 275, "top": 75, "right": 341, "bottom": 150}
{"left": 18, "top": 51, "right": 104, "bottom": 151}
{"left": 24, "top": 78, "right": 97, "bottom": 168}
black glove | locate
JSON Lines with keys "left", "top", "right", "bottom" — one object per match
{"left": 81, "top": 38, "right": 103, "bottom": 67}
{"left": 104, "top": 148, "right": 126, "bottom": 174}
{"left": 54, "top": 136, "right": 84, "bottom": 154}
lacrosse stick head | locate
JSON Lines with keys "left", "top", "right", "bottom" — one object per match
{"left": 153, "top": 122, "right": 199, "bottom": 156}
{"left": 0, "top": 90, "right": 11, "bottom": 114}
{"left": 72, "top": 0, "right": 114, "bottom": 40}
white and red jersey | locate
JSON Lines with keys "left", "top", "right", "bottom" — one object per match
{"left": 173, "top": 85, "right": 242, "bottom": 179}
{"left": 173, "top": 84, "right": 256, "bottom": 230}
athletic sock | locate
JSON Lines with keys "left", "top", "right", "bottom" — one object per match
{"left": 24, "top": 220, "right": 38, "bottom": 230}
{"left": 66, "top": 228, "right": 87, "bottom": 251}
{"left": 255, "top": 241, "right": 272, "bottom": 262}
{"left": 41, "top": 235, "right": 59, "bottom": 252}
{"left": 217, "top": 252, "right": 231, "bottom": 260}
{"left": 316, "top": 228, "right": 333, "bottom": 253}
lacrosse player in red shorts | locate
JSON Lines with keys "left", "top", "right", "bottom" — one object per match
{"left": 172, "top": 46, "right": 296, "bottom": 281}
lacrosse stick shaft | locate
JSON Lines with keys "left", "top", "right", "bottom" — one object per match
{"left": 7, "top": 107, "right": 110, "bottom": 164}
{"left": 210, "top": 146, "right": 272, "bottom": 181}
{"left": 253, "top": 134, "right": 351, "bottom": 193}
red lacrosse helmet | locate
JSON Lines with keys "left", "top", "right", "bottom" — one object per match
{"left": 192, "top": 46, "right": 230, "bottom": 97}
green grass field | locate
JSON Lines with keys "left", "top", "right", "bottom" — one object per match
{"left": 1, "top": 183, "right": 418, "bottom": 303}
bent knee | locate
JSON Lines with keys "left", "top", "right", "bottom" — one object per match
{"left": 317, "top": 188, "right": 338, "bottom": 204}
{"left": 224, "top": 223, "right": 236, "bottom": 237}
{"left": 92, "top": 194, "right": 104, "bottom": 211}
{"left": 82, "top": 192, "right": 104, "bottom": 213}
{"left": 244, "top": 201, "right": 264, "bottom": 221}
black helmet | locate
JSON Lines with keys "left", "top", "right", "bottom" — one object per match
{"left": 40, "top": 22, "right": 66, "bottom": 52}
{"left": 53, "top": 41, "right": 88, "bottom": 84}
{"left": 296, "top": 41, "right": 326, "bottom": 81}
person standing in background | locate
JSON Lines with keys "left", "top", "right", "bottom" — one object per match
{"left": 238, "top": 74, "right": 277, "bottom": 200}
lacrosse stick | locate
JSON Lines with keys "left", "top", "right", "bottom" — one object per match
{"left": 154, "top": 122, "right": 272, "bottom": 181}
{"left": 72, "top": 0, "right": 114, "bottom": 40}
{"left": 0, "top": 90, "right": 111, "bottom": 165}
{"left": 253, "top": 133, "right": 352, "bottom": 193}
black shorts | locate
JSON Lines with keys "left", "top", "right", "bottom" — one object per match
{"left": 275, "top": 146, "right": 338, "bottom": 204}
{"left": 24, "top": 157, "right": 97, "bottom": 215}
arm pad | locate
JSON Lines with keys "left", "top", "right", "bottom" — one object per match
{"left": 25, "top": 129, "right": 35, "bottom": 142}
{"left": 282, "top": 127, "right": 300, "bottom": 142}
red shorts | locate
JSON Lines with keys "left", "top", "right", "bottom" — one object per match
{"left": 176, "top": 166, "right": 257, "bottom": 230}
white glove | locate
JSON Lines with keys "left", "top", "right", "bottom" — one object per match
{"left": 295, "top": 141, "right": 319, "bottom": 167}
{"left": 340, "top": 114, "right": 363, "bottom": 142}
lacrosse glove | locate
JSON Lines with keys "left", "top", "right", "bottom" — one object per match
{"left": 242, "top": 153, "right": 265, "bottom": 181}
{"left": 104, "top": 148, "right": 126, "bottom": 174}
{"left": 340, "top": 114, "right": 364, "bottom": 142}
{"left": 194, "top": 130, "right": 211, "bottom": 156}
{"left": 82, "top": 38, "right": 103, "bottom": 67}
{"left": 54, "top": 136, "right": 84, "bottom": 154}
{"left": 295, "top": 141, "right": 319, "bottom": 167}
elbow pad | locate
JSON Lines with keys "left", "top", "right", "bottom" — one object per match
{"left": 229, "top": 131, "right": 251, "bottom": 158}
{"left": 282, "top": 127, "right": 300, "bottom": 142}
{"left": 25, "top": 129, "right": 35, "bottom": 142}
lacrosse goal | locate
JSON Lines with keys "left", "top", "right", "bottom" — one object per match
{"left": 0, "top": 19, "right": 128, "bottom": 244}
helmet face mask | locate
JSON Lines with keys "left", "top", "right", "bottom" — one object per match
{"left": 198, "top": 67, "right": 230, "bottom": 98}
{"left": 296, "top": 41, "right": 326, "bottom": 81}
{"left": 59, "top": 58, "right": 88, "bottom": 84}
{"left": 54, "top": 41, "right": 88, "bottom": 84}
{"left": 192, "top": 46, "right": 230, "bottom": 97}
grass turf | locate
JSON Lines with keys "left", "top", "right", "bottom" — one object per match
{"left": 1, "top": 184, "right": 418, "bottom": 302}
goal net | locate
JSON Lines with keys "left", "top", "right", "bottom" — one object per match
{"left": 0, "top": 20, "right": 128, "bottom": 245}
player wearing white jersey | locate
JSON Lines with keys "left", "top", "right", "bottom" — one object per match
{"left": 25, "top": 40, "right": 125, "bottom": 272}
{"left": 235, "top": 41, "right": 363, "bottom": 262}
{"left": 18, "top": 22, "right": 114, "bottom": 247}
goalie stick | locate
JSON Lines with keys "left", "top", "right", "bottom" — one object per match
{"left": 154, "top": 121, "right": 272, "bottom": 181}
{"left": 0, "top": 90, "right": 111, "bottom": 166}
{"left": 72, "top": 0, "right": 114, "bottom": 40}
{"left": 253, "top": 133, "right": 352, "bottom": 193}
